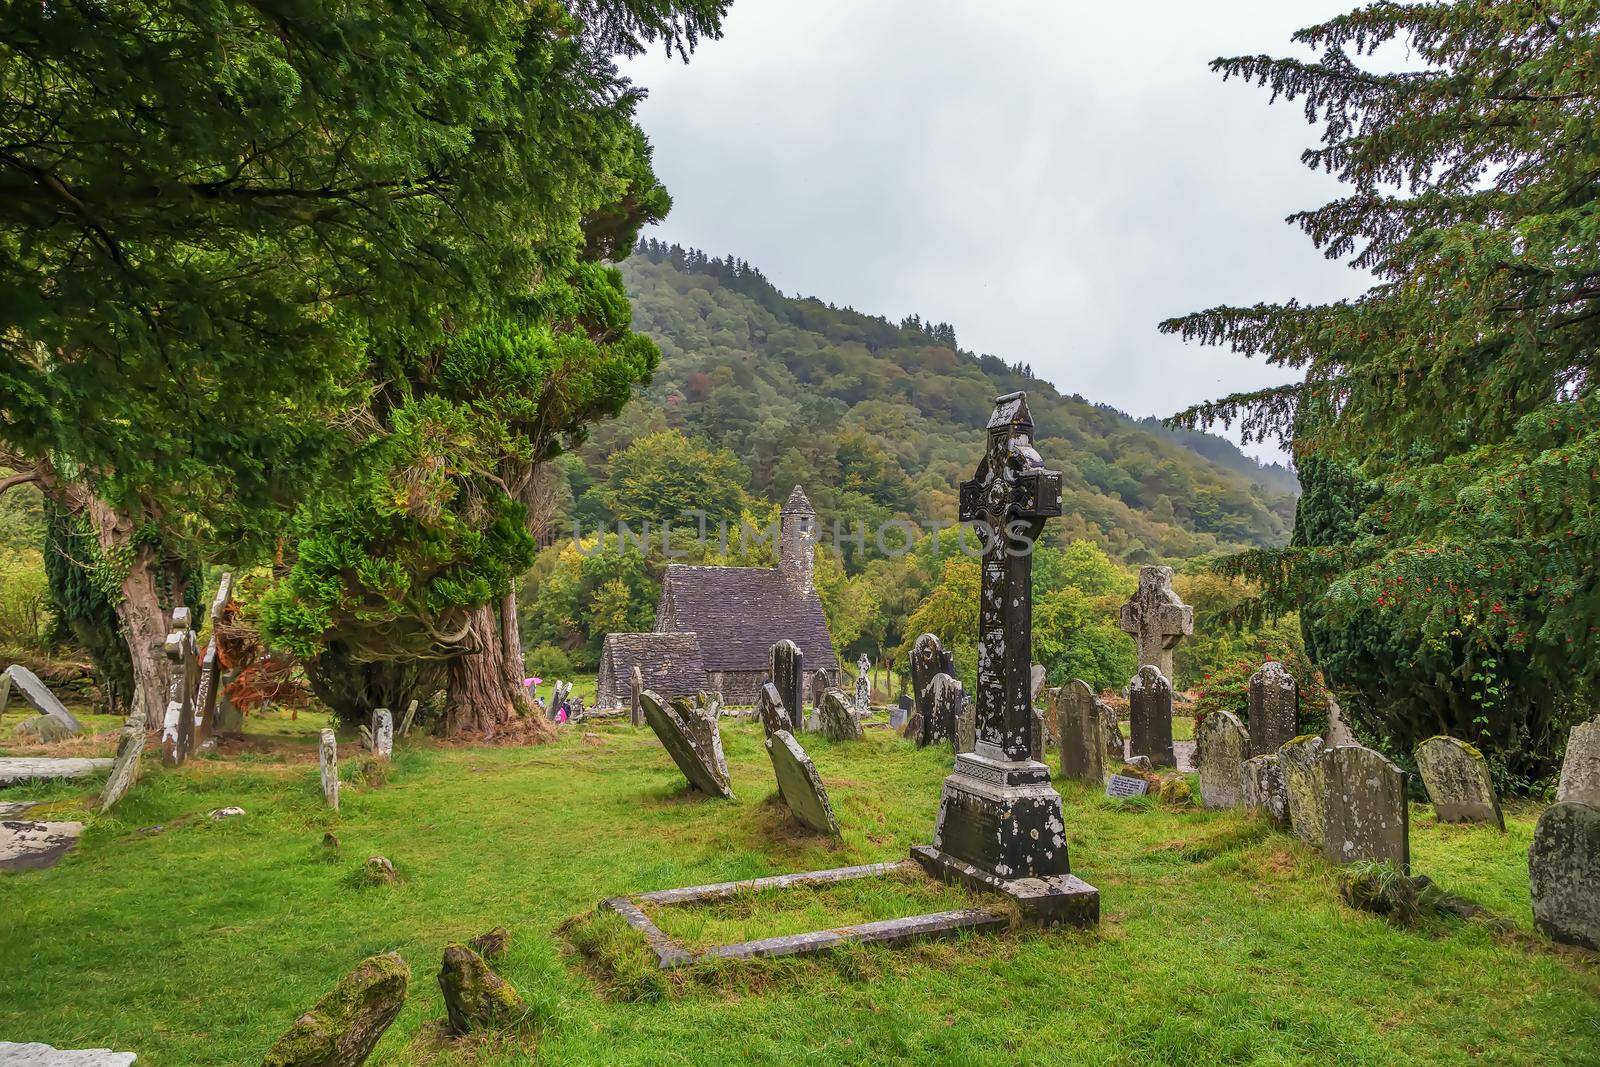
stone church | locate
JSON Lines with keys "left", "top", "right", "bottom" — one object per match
{"left": 594, "top": 486, "right": 840, "bottom": 707}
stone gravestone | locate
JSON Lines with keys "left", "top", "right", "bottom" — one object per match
{"left": 757, "top": 682, "right": 793, "bottom": 741}
{"left": 855, "top": 654, "right": 871, "bottom": 714}
{"left": 1197, "top": 710, "right": 1250, "bottom": 809}
{"left": 641, "top": 689, "right": 732, "bottom": 798}
{"left": 812, "top": 668, "right": 830, "bottom": 721}
{"left": 910, "top": 632, "right": 955, "bottom": 747}
{"left": 911, "top": 391, "right": 1098, "bottom": 926}
{"left": 372, "top": 709, "right": 394, "bottom": 760}
{"left": 319, "top": 728, "right": 339, "bottom": 811}
{"left": 1248, "top": 661, "right": 1298, "bottom": 758}
{"left": 1106, "top": 773, "right": 1150, "bottom": 798}
{"left": 630, "top": 665, "right": 644, "bottom": 728}
{"left": 819, "top": 689, "right": 862, "bottom": 741}
{"left": 765, "top": 729, "right": 840, "bottom": 836}
{"left": 1128, "top": 665, "right": 1176, "bottom": 767}
{"left": 889, "top": 696, "right": 910, "bottom": 732}
{"left": 1118, "top": 566, "right": 1193, "bottom": 682}
{"left": 1279, "top": 735, "right": 1328, "bottom": 848}
{"left": 99, "top": 703, "right": 149, "bottom": 812}
{"left": 2, "top": 665, "right": 82, "bottom": 734}
{"left": 929, "top": 673, "right": 967, "bottom": 753}
{"left": 1557, "top": 714, "right": 1600, "bottom": 807}
{"left": 770, "top": 640, "right": 804, "bottom": 731}
{"left": 1058, "top": 679, "right": 1108, "bottom": 784}
{"left": 0, "top": 669, "right": 10, "bottom": 722}
{"left": 1322, "top": 744, "right": 1409, "bottom": 872}
{"left": 1415, "top": 735, "right": 1503, "bottom": 828}
{"left": 1529, "top": 801, "right": 1600, "bottom": 950}
{"left": 1241, "top": 754, "right": 1290, "bottom": 828}
{"left": 160, "top": 608, "right": 199, "bottom": 767}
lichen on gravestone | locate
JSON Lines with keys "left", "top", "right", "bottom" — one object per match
{"left": 1414, "top": 735, "right": 1503, "bottom": 828}
{"left": 819, "top": 689, "right": 862, "bottom": 741}
{"left": 1557, "top": 714, "right": 1600, "bottom": 807}
{"left": 438, "top": 943, "right": 525, "bottom": 1035}
{"left": 1279, "top": 735, "right": 1328, "bottom": 848}
{"left": 261, "top": 952, "right": 410, "bottom": 1067}
{"left": 1529, "top": 801, "right": 1600, "bottom": 950}
{"left": 1197, "top": 710, "right": 1249, "bottom": 810}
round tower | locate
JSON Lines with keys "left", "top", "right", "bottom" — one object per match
{"left": 779, "top": 485, "right": 817, "bottom": 593}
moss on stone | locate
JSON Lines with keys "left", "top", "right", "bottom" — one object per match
{"left": 438, "top": 942, "right": 525, "bottom": 1034}
{"left": 261, "top": 951, "right": 409, "bottom": 1066}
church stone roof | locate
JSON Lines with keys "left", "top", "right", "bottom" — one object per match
{"left": 656, "top": 565, "right": 838, "bottom": 672}
{"left": 597, "top": 632, "right": 708, "bottom": 707}
{"left": 782, "top": 485, "right": 815, "bottom": 515}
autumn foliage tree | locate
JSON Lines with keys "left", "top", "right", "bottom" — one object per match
{"left": 1163, "top": 2, "right": 1600, "bottom": 781}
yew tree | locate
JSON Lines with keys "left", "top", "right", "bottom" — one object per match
{"left": 0, "top": 0, "right": 727, "bottom": 718}
{"left": 1164, "top": 2, "right": 1600, "bottom": 780}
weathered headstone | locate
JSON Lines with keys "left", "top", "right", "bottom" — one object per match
{"left": 641, "top": 689, "right": 732, "bottom": 798}
{"left": 950, "top": 676, "right": 976, "bottom": 754}
{"left": 1241, "top": 754, "right": 1290, "bottom": 827}
{"left": 1415, "top": 735, "right": 1503, "bottom": 828}
{"left": 756, "top": 682, "right": 793, "bottom": 741}
{"left": 630, "top": 665, "right": 644, "bottom": 728}
{"left": 910, "top": 632, "right": 955, "bottom": 746}
{"left": 765, "top": 728, "right": 841, "bottom": 835}
{"left": 262, "top": 952, "right": 409, "bottom": 1067}
{"left": 1557, "top": 714, "right": 1600, "bottom": 807}
{"left": 99, "top": 703, "right": 149, "bottom": 812}
{"left": 818, "top": 689, "right": 862, "bottom": 741}
{"left": 1248, "top": 661, "right": 1298, "bottom": 757}
{"left": 1279, "top": 735, "right": 1328, "bottom": 848}
{"left": 927, "top": 672, "right": 966, "bottom": 753}
{"left": 1197, "top": 710, "right": 1250, "bottom": 809}
{"left": 855, "top": 654, "right": 871, "bottom": 714}
{"left": 889, "top": 698, "right": 909, "bottom": 732}
{"left": 1058, "top": 679, "right": 1108, "bottom": 784}
{"left": 2, "top": 665, "right": 82, "bottom": 734}
{"left": 1128, "top": 665, "right": 1175, "bottom": 767}
{"left": 0, "top": 670, "right": 10, "bottom": 722}
{"left": 1529, "top": 801, "right": 1600, "bottom": 950}
{"left": 11, "top": 714, "right": 74, "bottom": 744}
{"left": 1322, "top": 744, "right": 1410, "bottom": 872}
{"left": 160, "top": 608, "right": 199, "bottom": 766}
{"left": 812, "top": 668, "right": 830, "bottom": 718}
{"left": 770, "top": 640, "right": 804, "bottom": 730}
{"left": 319, "top": 728, "right": 340, "bottom": 811}
{"left": 1030, "top": 663, "right": 1047, "bottom": 703}
{"left": 912, "top": 391, "right": 1098, "bottom": 926}
{"left": 1117, "top": 566, "right": 1193, "bottom": 682}
{"left": 372, "top": 709, "right": 394, "bottom": 760}
{"left": 399, "top": 699, "right": 419, "bottom": 737}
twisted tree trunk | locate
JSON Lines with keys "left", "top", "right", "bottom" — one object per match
{"left": 443, "top": 600, "right": 551, "bottom": 741}
{"left": 85, "top": 497, "right": 174, "bottom": 728}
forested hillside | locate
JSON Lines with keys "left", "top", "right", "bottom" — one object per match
{"left": 554, "top": 241, "right": 1295, "bottom": 562}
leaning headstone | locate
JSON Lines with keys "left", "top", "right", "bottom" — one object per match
{"left": 910, "top": 632, "right": 954, "bottom": 746}
{"left": 818, "top": 689, "right": 862, "bottom": 741}
{"left": 398, "top": 700, "right": 419, "bottom": 737}
{"left": 438, "top": 943, "right": 524, "bottom": 1035}
{"left": 1128, "top": 665, "right": 1175, "bottom": 767}
{"left": 0, "top": 670, "right": 10, "bottom": 721}
{"left": 99, "top": 703, "right": 149, "bottom": 812}
{"left": 630, "top": 666, "right": 644, "bottom": 728}
{"left": 756, "top": 682, "right": 793, "bottom": 742}
{"left": 372, "top": 709, "right": 394, "bottom": 761}
{"left": 1415, "top": 735, "right": 1503, "bottom": 828}
{"left": 770, "top": 640, "right": 804, "bottom": 730}
{"left": 1529, "top": 801, "right": 1600, "bottom": 950}
{"left": 261, "top": 952, "right": 409, "bottom": 1067}
{"left": 1030, "top": 664, "right": 1047, "bottom": 703}
{"left": 1118, "top": 566, "right": 1193, "bottom": 682}
{"left": 0, "top": 1044, "right": 134, "bottom": 1066}
{"left": 854, "top": 655, "right": 871, "bottom": 714}
{"left": 319, "top": 729, "right": 340, "bottom": 812}
{"left": 641, "top": 689, "right": 732, "bottom": 798}
{"left": 1557, "top": 714, "right": 1600, "bottom": 807}
{"left": 1197, "top": 710, "right": 1250, "bottom": 809}
{"left": 928, "top": 673, "right": 965, "bottom": 753}
{"left": 1248, "top": 661, "right": 1298, "bottom": 757}
{"left": 1279, "top": 735, "right": 1328, "bottom": 848}
{"left": 1241, "top": 754, "right": 1290, "bottom": 828}
{"left": 766, "top": 728, "right": 841, "bottom": 835}
{"left": 3, "top": 665, "right": 82, "bottom": 733}
{"left": 1322, "top": 744, "right": 1410, "bottom": 872}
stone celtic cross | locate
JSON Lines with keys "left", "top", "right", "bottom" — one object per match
{"left": 1118, "top": 566, "right": 1193, "bottom": 680}
{"left": 957, "top": 391, "right": 1062, "bottom": 762}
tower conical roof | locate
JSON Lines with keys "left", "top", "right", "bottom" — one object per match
{"left": 781, "top": 485, "right": 815, "bottom": 516}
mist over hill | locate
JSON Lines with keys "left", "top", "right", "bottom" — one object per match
{"left": 569, "top": 242, "right": 1297, "bottom": 565}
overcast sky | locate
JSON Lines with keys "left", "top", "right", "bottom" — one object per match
{"left": 624, "top": 1, "right": 1374, "bottom": 464}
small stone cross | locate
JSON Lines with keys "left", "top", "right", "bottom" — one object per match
{"left": 1118, "top": 566, "right": 1193, "bottom": 680}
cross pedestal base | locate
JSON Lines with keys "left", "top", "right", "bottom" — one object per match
{"left": 914, "top": 751, "right": 1100, "bottom": 928}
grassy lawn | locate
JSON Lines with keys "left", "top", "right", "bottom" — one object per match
{"left": 1, "top": 716, "right": 1596, "bottom": 1065}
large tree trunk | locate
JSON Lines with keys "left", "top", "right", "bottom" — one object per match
{"left": 443, "top": 601, "right": 551, "bottom": 741}
{"left": 86, "top": 497, "right": 172, "bottom": 728}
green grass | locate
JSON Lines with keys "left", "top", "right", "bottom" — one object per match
{"left": 1, "top": 717, "right": 1596, "bottom": 1065}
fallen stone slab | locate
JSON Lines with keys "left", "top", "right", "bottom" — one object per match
{"left": 0, "top": 758, "right": 114, "bottom": 787}
{"left": 0, "top": 820, "right": 85, "bottom": 872}
{"left": 0, "top": 1042, "right": 135, "bottom": 1065}
{"left": 261, "top": 952, "right": 409, "bottom": 1067}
